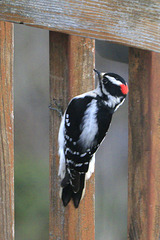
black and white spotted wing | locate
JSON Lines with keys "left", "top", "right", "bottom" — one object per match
{"left": 64, "top": 96, "right": 96, "bottom": 174}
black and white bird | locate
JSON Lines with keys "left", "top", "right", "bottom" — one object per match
{"left": 58, "top": 69, "right": 128, "bottom": 208}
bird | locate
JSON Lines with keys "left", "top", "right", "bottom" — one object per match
{"left": 58, "top": 69, "right": 128, "bottom": 208}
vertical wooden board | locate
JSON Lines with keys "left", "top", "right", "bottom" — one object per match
{"left": 49, "top": 32, "right": 95, "bottom": 240}
{"left": 0, "top": 21, "right": 14, "bottom": 240}
{"left": 128, "top": 48, "right": 160, "bottom": 239}
{"left": 148, "top": 52, "right": 160, "bottom": 240}
{"left": 49, "top": 32, "right": 69, "bottom": 240}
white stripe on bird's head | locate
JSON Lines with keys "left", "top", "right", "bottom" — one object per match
{"left": 106, "top": 75, "right": 122, "bottom": 86}
{"left": 102, "top": 74, "right": 122, "bottom": 86}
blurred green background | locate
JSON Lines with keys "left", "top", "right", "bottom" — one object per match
{"left": 14, "top": 25, "right": 128, "bottom": 240}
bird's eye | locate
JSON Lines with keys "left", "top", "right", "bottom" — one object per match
{"left": 103, "top": 77, "right": 109, "bottom": 84}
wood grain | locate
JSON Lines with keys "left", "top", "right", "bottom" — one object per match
{"left": 0, "top": 0, "right": 160, "bottom": 52}
{"left": 49, "top": 32, "right": 95, "bottom": 240}
{"left": 0, "top": 21, "right": 14, "bottom": 240}
{"left": 128, "top": 48, "right": 160, "bottom": 240}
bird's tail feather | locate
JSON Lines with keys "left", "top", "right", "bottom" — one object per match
{"left": 61, "top": 173, "right": 86, "bottom": 208}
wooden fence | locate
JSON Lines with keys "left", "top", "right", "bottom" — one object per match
{"left": 0, "top": 1, "right": 160, "bottom": 239}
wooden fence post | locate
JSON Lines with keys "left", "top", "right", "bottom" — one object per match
{"left": 128, "top": 48, "right": 160, "bottom": 239}
{"left": 49, "top": 32, "right": 95, "bottom": 240}
{"left": 0, "top": 21, "right": 14, "bottom": 240}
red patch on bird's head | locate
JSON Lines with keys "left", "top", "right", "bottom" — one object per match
{"left": 120, "top": 84, "right": 128, "bottom": 95}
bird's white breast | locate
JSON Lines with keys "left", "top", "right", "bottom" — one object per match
{"left": 78, "top": 99, "right": 98, "bottom": 150}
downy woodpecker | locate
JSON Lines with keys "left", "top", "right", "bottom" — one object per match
{"left": 58, "top": 69, "right": 128, "bottom": 208}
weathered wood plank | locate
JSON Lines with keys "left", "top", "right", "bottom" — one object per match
{"left": 49, "top": 32, "right": 95, "bottom": 240}
{"left": 0, "top": 0, "right": 160, "bottom": 52}
{"left": 0, "top": 21, "right": 14, "bottom": 240}
{"left": 128, "top": 48, "right": 160, "bottom": 239}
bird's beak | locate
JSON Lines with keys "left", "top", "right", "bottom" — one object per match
{"left": 93, "top": 69, "right": 101, "bottom": 83}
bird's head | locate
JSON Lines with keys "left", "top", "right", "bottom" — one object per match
{"left": 94, "top": 69, "right": 128, "bottom": 98}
